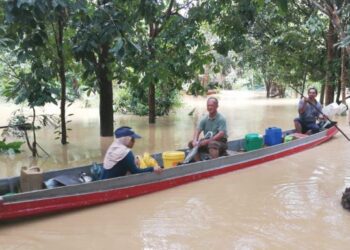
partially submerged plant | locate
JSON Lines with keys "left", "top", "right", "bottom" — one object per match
{"left": 2, "top": 109, "right": 60, "bottom": 157}
{"left": 0, "top": 140, "right": 25, "bottom": 154}
{"left": 341, "top": 187, "right": 350, "bottom": 211}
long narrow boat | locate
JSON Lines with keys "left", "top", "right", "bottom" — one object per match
{"left": 0, "top": 126, "right": 338, "bottom": 221}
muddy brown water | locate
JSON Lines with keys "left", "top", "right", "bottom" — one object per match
{"left": 1, "top": 90, "right": 350, "bottom": 249}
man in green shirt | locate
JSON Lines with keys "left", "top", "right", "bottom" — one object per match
{"left": 189, "top": 97, "right": 228, "bottom": 161}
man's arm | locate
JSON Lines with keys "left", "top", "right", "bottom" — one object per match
{"left": 212, "top": 131, "right": 225, "bottom": 141}
{"left": 192, "top": 129, "right": 202, "bottom": 147}
{"left": 125, "top": 152, "right": 154, "bottom": 174}
{"left": 199, "top": 131, "right": 225, "bottom": 146}
{"left": 298, "top": 98, "right": 308, "bottom": 114}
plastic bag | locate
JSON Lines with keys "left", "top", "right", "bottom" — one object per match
{"left": 322, "top": 103, "right": 339, "bottom": 118}
{"left": 135, "top": 153, "right": 159, "bottom": 169}
{"left": 337, "top": 103, "right": 348, "bottom": 115}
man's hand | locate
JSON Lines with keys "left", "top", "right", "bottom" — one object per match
{"left": 319, "top": 114, "right": 327, "bottom": 120}
{"left": 199, "top": 139, "right": 211, "bottom": 146}
{"left": 153, "top": 165, "right": 163, "bottom": 174}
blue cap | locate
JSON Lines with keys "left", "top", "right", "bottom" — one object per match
{"left": 114, "top": 126, "right": 142, "bottom": 139}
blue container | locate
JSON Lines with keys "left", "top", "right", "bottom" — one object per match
{"left": 264, "top": 127, "right": 282, "bottom": 146}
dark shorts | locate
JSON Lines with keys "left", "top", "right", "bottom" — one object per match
{"left": 294, "top": 118, "right": 320, "bottom": 134}
{"left": 188, "top": 138, "right": 228, "bottom": 156}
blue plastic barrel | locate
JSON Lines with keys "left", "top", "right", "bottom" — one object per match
{"left": 264, "top": 127, "right": 282, "bottom": 146}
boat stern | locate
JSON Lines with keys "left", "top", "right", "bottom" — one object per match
{"left": 326, "top": 125, "right": 338, "bottom": 137}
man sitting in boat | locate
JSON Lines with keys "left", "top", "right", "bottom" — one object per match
{"left": 294, "top": 87, "right": 324, "bottom": 135}
{"left": 101, "top": 126, "right": 162, "bottom": 179}
{"left": 189, "top": 97, "right": 228, "bottom": 161}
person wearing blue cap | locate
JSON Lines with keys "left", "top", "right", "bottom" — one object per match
{"left": 101, "top": 126, "right": 162, "bottom": 179}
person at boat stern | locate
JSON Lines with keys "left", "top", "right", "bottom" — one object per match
{"left": 101, "top": 126, "right": 162, "bottom": 179}
{"left": 294, "top": 87, "right": 324, "bottom": 135}
{"left": 189, "top": 97, "right": 228, "bottom": 161}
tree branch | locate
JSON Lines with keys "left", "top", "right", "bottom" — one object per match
{"left": 0, "top": 57, "right": 22, "bottom": 81}
{"left": 311, "top": 1, "right": 329, "bottom": 15}
{"left": 165, "top": 0, "right": 176, "bottom": 17}
{"left": 155, "top": 0, "right": 176, "bottom": 37}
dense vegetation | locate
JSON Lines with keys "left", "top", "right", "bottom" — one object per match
{"left": 1, "top": 0, "right": 350, "bottom": 149}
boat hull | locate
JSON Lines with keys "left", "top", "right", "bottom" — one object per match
{"left": 0, "top": 126, "right": 338, "bottom": 221}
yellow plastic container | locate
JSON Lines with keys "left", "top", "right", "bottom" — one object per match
{"left": 162, "top": 151, "right": 185, "bottom": 168}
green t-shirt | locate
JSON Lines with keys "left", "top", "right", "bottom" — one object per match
{"left": 197, "top": 112, "right": 227, "bottom": 138}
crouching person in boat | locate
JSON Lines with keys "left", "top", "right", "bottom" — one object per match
{"left": 101, "top": 126, "right": 162, "bottom": 179}
{"left": 294, "top": 87, "right": 325, "bottom": 135}
{"left": 207, "top": 141, "right": 224, "bottom": 159}
{"left": 188, "top": 97, "right": 228, "bottom": 162}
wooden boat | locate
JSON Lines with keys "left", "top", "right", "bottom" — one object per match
{"left": 0, "top": 126, "right": 338, "bottom": 221}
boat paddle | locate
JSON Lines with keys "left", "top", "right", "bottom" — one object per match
{"left": 183, "top": 131, "right": 213, "bottom": 164}
{"left": 291, "top": 86, "right": 350, "bottom": 141}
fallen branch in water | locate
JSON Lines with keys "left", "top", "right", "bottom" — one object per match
{"left": 0, "top": 123, "right": 32, "bottom": 130}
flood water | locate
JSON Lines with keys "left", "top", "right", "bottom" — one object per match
{"left": 1, "top": 90, "right": 350, "bottom": 249}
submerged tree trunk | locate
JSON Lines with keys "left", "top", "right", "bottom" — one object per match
{"left": 145, "top": 0, "right": 175, "bottom": 124}
{"left": 99, "top": 78, "right": 114, "bottom": 136}
{"left": 265, "top": 79, "right": 272, "bottom": 98}
{"left": 336, "top": 78, "right": 341, "bottom": 104}
{"left": 148, "top": 25, "right": 157, "bottom": 124}
{"left": 31, "top": 108, "right": 38, "bottom": 157}
{"left": 55, "top": 12, "right": 67, "bottom": 144}
{"left": 148, "top": 82, "right": 156, "bottom": 123}
{"left": 97, "top": 44, "right": 114, "bottom": 137}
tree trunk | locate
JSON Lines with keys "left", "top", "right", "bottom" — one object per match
{"left": 148, "top": 82, "right": 156, "bottom": 123}
{"left": 278, "top": 85, "right": 286, "bottom": 98}
{"left": 341, "top": 48, "right": 348, "bottom": 104}
{"left": 265, "top": 79, "right": 271, "bottom": 98}
{"left": 336, "top": 78, "right": 341, "bottom": 104}
{"left": 99, "top": 77, "right": 114, "bottom": 136}
{"left": 31, "top": 107, "right": 38, "bottom": 157}
{"left": 325, "top": 21, "right": 336, "bottom": 105}
{"left": 145, "top": 0, "right": 174, "bottom": 124}
{"left": 55, "top": 13, "right": 67, "bottom": 144}
{"left": 148, "top": 24, "right": 157, "bottom": 124}
{"left": 97, "top": 44, "right": 114, "bottom": 137}
{"left": 320, "top": 84, "right": 325, "bottom": 105}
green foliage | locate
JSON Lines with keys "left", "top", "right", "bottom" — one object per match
{"left": 114, "top": 84, "right": 181, "bottom": 116}
{"left": 2, "top": 0, "right": 75, "bottom": 107}
{"left": 72, "top": 1, "right": 134, "bottom": 87}
{"left": 123, "top": 0, "right": 213, "bottom": 118}
{"left": 208, "top": 0, "right": 258, "bottom": 55}
{"left": 186, "top": 80, "right": 206, "bottom": 96}
{"left": 232, "top": 1, "right": 327, "bottom": 93}
{"left": 0, "top": 141, "right": 25, "bottom": 153}
{"left": 0, "top": 51, "right": 59, "bottom": 107}
{"left": 1, "top": 0, "right": 348, "bottom": 131}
